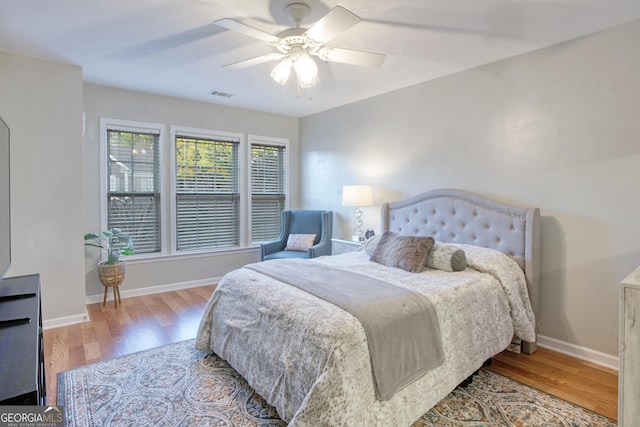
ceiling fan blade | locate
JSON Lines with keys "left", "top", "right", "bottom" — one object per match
{"left": 317, "top": 47, "right": 386, "bottom": 68}
{"left": 223, "top": 53, "right": 284, "bottom": 70}
{"left": 304, "top": 6, "right": 362, "bottom": 44}
{"left": 214, "top": 18, "right": 280, "bottom": 43}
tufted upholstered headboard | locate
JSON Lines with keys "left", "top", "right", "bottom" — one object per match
{"left": 381, "top": 188, "right": 540, "bottom": 353}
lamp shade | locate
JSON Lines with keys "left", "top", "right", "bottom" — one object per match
{"left": 342, "top": 185, "right": 373, "bottom": 207}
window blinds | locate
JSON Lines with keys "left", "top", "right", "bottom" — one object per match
{"left": 106, "top": 126, "right": 288, "bottom": 256}
{"left": 107, "top": 129, "right": 161, "bottom": 254}
{"left": 175, "top": 135, "right": 240, "bottom": 250}
{"left": 251, "top": 143, "right": 286, "bottom": 243}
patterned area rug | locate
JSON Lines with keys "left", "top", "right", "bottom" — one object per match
{"left": 58, "top": 339, "right": 615, "bottom": 427}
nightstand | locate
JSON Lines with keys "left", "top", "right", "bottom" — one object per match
{"left": 331, "top": 238, "right": 363, "bottom": 255}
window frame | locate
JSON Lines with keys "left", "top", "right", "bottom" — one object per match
{"left": 99, "top": 120, "right": 290, "bottom": 261}
{"left": 100, "top": 118, "right": 168, "bottom": 260}
{"left": 170, "top": 126, "right": 246, "bottom": 254}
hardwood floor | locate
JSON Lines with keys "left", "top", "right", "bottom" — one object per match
{"left": 43, "top": 285, "right": 216, "bottom": 404}
{"left": 43, "top": 285, "right": 618, "bottom": 422}
{"left": 487, "top": 346, "right": 618, "bottom": 421}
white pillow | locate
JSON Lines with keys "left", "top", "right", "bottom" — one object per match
{"left": 284, "top": 234, "right": 316, "bottom": 251}
{"left": 360, "top": 234, "right": 380, "bottom": 255}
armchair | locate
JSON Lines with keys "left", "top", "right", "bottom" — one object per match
{"left": 260, "top": 210, "right": 333, "bottom": 261}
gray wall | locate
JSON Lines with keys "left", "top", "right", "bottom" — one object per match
{"left": 300, "top": 20, "right": 640, "bottom": 357}
{"left": 82, "top": 84, "right": 299, "bottom": 298}
{"left": 0, "top": 52, "right": 87, "bottom": 324}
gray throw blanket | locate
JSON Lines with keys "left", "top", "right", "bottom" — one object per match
{"left": 246, "top": 258, "right": 444, "bottom": 400}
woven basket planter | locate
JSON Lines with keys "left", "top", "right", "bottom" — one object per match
{"left": 97, "top": 261, "right": 125, "bottom": 288}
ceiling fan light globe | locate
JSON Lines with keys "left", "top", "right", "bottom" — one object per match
{"left": 271, "top": 59, "right": 292, "bottom": 85}
{"left": 298, "top": 73, "right": 318, "bottom": 88}
{"left": 294, "top": 54, "right": 318, "bottom": 86}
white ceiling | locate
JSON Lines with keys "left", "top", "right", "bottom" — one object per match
{"left": 1, "top": 0, "right": 639, "bottom": 118}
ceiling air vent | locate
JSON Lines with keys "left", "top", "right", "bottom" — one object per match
{"left": 210, "top": 90, "right": 233, "bottom": 98}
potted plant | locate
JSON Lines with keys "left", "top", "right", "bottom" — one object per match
{"left": 84, "top": 228, "right": 134, "bottom": 292}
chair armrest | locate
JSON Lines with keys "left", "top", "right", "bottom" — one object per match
{"left": 260, "top": 210, "right": 292, "bottom": 261}
{"left": 261, "top": 239, "right": 286, "bottom": 260}
{"left": 308, "top": 211, "right": 333, "bottom": 258}
{"left": 308, "top": 240, "right": 331, "bottom": 258}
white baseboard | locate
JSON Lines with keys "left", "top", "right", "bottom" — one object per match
{"left": 43, "top": 278, "right": 218, "bottom": 329}
{"left": 537, "top": 334, "right": 619, "bottom": 371}
{"left": 43, "top": 311, "right": 90, "bottom": 330}
{"left": 85, "top": 277, "right": 220, "bottom": 305}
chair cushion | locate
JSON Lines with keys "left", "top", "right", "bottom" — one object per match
{"left": 263, "top": 250, "right": 311, "bottom": 261}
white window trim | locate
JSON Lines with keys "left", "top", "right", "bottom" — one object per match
{"left": 98, "top": 120, "right": 288, "bottom": 260}
{"left": 99, "top": 117, "right": 168, "bottom": 260}
{"left": 170, "top": 125, "right": 245, "bottom": 254}
{"left": 248, "top": 134, "right": 290, "bottom": 246}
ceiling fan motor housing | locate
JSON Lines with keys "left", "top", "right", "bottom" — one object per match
{"left": 285, "top": 3, "right": 311, "bottom": 27}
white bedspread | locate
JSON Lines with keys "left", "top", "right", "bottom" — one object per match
{"left": 196, "top": 246, "right": 536, "bottom": 426}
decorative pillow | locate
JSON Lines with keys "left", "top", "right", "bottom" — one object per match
{"left": 425, "top": 241, "right": 467, "bottom": 272}
{"left": 284, "top": 234, "right": 316, "bottom": 252}
{"left": 369, "top": 231, "right": 435, "bottom": 273}
{"left": 360, "top": 234, "right": 380, "bottom": 255}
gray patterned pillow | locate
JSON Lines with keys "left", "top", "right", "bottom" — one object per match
{"left": 426, "top": 241, "right": 467, "bottom": 272}
{"left": 369, "top": 231, "right": 435, "bottom": 273}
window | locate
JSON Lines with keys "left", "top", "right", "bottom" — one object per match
{"left": 100, "top": 119, "right": 289, "bottom": 259}
{"left": 102, "top": 120, "right": 163, "bottom": 255}
{"left": 250, "top": 136, "right": 288, "bottom": 243}
{"left": 174, "top": 133, "right": 240, "bottom": 251}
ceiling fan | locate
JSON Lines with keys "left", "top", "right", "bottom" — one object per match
{"left": 214, "top": 3, "right": 386, "bottom": 89}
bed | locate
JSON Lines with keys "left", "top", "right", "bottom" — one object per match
{"left": 196, "top": 188, "right": 540, "bottom": 426}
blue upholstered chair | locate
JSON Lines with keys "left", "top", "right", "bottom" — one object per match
{"left": 260, "top": 210, "right": 333, "bottom": 261}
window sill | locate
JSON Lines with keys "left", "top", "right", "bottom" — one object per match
{"left": 123, "top": 246, "right": 260, "bottom": 266}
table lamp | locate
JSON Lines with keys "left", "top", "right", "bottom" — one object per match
{"left": 341, "top": 185, "right": 373, "bottom": 242}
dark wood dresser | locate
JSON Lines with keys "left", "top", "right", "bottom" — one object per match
{"left": 0, "top": 274, "right": 45, "bottom": 405}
